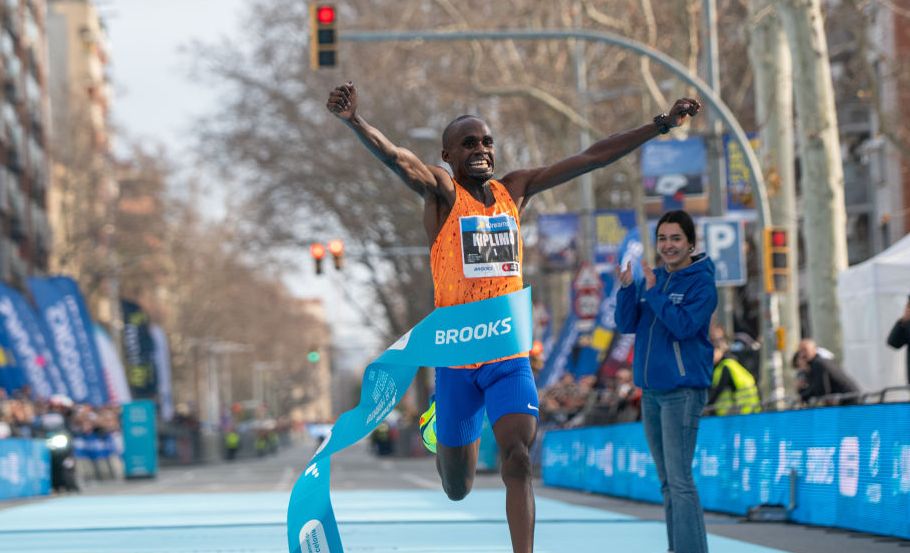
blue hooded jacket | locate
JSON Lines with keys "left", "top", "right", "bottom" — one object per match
{"left": 615, "top": 253, "right": 718, "bottom": 390}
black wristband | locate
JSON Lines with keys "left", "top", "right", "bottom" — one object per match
{"left": 653, "top": 113, "right": 673, "bottom": 134}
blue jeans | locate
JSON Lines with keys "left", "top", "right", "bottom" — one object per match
{"left": 642, "top": 387, "right": 709, "bottom": 553}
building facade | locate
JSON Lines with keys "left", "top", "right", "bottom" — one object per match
{"left": 45, "top": 0, "right": 116, "bottom": 323}
{"left": 0, "top": 0, "right": 52, "bottom": 288}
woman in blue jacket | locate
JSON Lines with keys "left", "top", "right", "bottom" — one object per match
{"left": 616, "top": 210, "right": 717, "bottom": 553}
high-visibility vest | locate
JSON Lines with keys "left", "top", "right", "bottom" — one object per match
{"left": 712, "top": 357, "right": 761, "bottom": 415}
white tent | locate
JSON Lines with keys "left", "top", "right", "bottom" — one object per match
{"left": 837, "top": 233, "right": 910, "bottom": 392}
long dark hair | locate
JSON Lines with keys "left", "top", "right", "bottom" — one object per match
{"left": 655, "top": 210, "right": 696, "bottom": 245}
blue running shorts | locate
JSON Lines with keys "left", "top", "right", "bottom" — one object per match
{"left": 434, "top": 355, "right": 539, "bottom": 448}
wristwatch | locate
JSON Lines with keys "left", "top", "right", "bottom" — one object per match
{"left": 653, "top": 113, "right": 673, "bottom": 134}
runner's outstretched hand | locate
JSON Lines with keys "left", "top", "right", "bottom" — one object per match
{"left": 327, "top": 81, "right": 357, "bottom": 120}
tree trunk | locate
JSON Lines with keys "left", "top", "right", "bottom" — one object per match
{"left": 774, "top": 0, "right": 848, "bottom": 361}
{"left": 749, "top": 0, "right": 799, "bottom": 396}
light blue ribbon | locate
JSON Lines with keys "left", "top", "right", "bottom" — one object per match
{"left": 287, "top": 287, "right": 532, "bottom": 553}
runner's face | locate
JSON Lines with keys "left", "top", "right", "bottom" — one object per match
{"left": 443, "top": 119, "right": 495, "bottom": 183}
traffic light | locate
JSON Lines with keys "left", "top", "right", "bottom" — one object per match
{"left": 763, "top": 227, "right": 790, "bottom": 293}
{"left": 310, "top": 242, "right": 326, "bottom": 275}
{"left": 309, "top": 4, "right": 337, "bottom": 69}
{"left": 307, "top": 350, "right": 321, "bottom": 363}
{"left": 327, "top": 239, "right": 344, "bottom": 271}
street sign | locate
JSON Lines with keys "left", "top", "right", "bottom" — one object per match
{"left": 702, "top": 217, "right": 746, "bottom": 286}
{"left": 572, "top": 263, "right": 603, "bottom": 320}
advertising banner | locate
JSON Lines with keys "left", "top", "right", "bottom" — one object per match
{"left": 150, "top": 324, "right": 174, "bottom": 422}
{"left": 0, "top": 337, "right": 26, "bottom": 395}
{"left": 724, "top": 133, "right": 760, "bottom": 212}
{"left": 28, "top": 276, "right": 108, "bottom": 406}
{"left": 537, "top": 213, "right": 580, "bottom": 270}
{"left": 121, "top": 400, "right": 158, "bottom": 479}
{"left": 93, "top": 324, "right": 132, "bottom": 406}
{"left": 542, "top": 404, "right": 910, "bottom": 540}
{"left": 593, "top": 209, "right": 637, "bottom": 277}
{"left": 641, "top": 137, "right": 707, "bottom": 206}
{"left": 121, "top": 300, "right": 157, "bottom": 399}
{"left": 0, "top": 282, "right": 66, "bottom": 400}
{"left": 0, "top": 438, "right": 50, "bottom": 500}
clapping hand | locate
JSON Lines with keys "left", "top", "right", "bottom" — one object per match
{"left": 617, "top": 261, "right": 633, "bottom": 287}
{"left": 641, "top": 259, "right": 656, "bottom": 291}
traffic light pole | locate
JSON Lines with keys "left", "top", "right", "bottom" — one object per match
{"left": 340, "top": 28, "right": 785, "bottom": 404}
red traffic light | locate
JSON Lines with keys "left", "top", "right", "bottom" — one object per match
{"left": 770, "top": 230, "right": 787, "bottom": 248}
{"left": 310, "top": 243, "right": 326, "bottom": 260}
{"left": 327, "top": 239, "right": 344, "bottom": 256}
{"left": 316, "top": 5, "right": 335, "bottom": 25}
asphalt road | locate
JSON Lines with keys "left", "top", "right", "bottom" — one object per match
{"left": 3, "top": 435, "right": 908, "bottom": 552}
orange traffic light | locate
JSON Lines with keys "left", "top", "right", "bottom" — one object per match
{"left": 327, "top": 239, "right": 344, "bottom": 270}
{"left": 310, "top": 242, "right": 326, "bottom": 274}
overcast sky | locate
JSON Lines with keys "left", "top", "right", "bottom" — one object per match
{"left": 105, "top": 0, "right": 245, "bottom": 153}
{"left": 103, "top": 1, "right": 382, "bottom": 363}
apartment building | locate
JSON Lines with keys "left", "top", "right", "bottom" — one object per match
{"left": 0, "top": 0, "right": 52, "bottom": 288}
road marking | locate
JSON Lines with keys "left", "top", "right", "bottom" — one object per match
{"left": 401, "top": 473, "right": 438, "bottom": 489}
{"left": 275, "top": 466, "right": 296, "bottom": 491}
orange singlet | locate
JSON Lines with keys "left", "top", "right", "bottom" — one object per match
{"left": 430, "top": 177, "right": 527, "bottom": 367}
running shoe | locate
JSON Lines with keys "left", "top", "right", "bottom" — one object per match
{"left": 418, "top": 397, "right": 437, "bottom": 454}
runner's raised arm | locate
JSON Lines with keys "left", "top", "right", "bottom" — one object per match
{"left": 327, "top": 81, "right": 447, "bottom": 197}
{"left": 501, "top": 98, "right": 701, "bottom": 210}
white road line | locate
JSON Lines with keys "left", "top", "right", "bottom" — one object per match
{"left": 400, "top": 473, "right": 439, "bottom": 489}
{"left": 274, "top": 466, "right": 296, "bottom": 491}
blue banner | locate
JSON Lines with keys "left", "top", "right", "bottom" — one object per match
{"left": 0, "top": 438, "right": 50, "bottom": 500}
{"left": 641, "top": 137, "right": 707, "bottom": 206}
{"left": 0, "top": 332, "right": 26, "bottom": 395}
{"left": 0, "top": 282, "right": 66, "bottom": 399}
{"left": 542, "top": 404, "right": 910, "bottom": 540}
{"left": 537, "top": 213, "right": 580, "bottom": 270}
{"left": 121, "top": 400, "right": 158, "bottom": 478}
{"left": 28, "top": 277, "right": 108, "bottom": 406}
{"left": 593, "top": 209, "right": 636, "bottom": 278}
{"left": 287, "top": 288, "right": 533, "bottom": 553}
{"left": 535, "top": 309, "right": 580, "bottom": 388}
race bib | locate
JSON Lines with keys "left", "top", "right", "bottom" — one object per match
{"left": 459, "top": 214, "right": 520, "bottom": 278}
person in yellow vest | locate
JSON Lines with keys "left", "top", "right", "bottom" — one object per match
{"left": 708, "top": 341, "right": 761, "bottom": 415}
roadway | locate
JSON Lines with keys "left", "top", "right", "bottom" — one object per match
{"left": 0, "top": 436, "right": 906, "bottom": 552}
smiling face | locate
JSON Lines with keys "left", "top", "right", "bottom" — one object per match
{"left": 656, "top": 222, "right": 693, "bottom": 271}
{"left": 441, "top": 117, "right": 495, "bottom": 185}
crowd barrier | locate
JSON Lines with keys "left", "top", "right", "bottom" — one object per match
{"left": 542, "top": 403, "right": 910, "bottom": 540}
{"left": 0, "top": 438, "right": 50, "bottom": 500}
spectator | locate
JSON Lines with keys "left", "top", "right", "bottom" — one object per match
{"left": 886, "top": 296, "right": 910, "bottom": 384}
{"left": 616, "top": 209, "right": 716, "bottom": 553}
{"left": 794, "top": 339, "right": 860, "bottom": 405}
{"left": 708, "top": 341, "right": 761, "bottom": 415}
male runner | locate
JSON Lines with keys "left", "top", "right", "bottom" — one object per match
{"left": 327, "top": 81, "right": 699, "bottom": 553}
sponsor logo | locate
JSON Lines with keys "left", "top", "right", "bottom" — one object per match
{"left": 527, "top": 403, "right": 538, "bottom": 411}
{"left": 434, "top": 317, "right": 513, "bottom": 345}
{"left": 0, "top": 298, "right": 53, "bottom": 397}
{"left": 501, "top": 262, "right": 519, "bottom": 272}
{"left": 300, "top": 519, "right": 331, "bottom": 553}
{"left": 838, "top": 437, "right": 859, "bottom": 497}
{"left": 46, "top": 303, "right": 88, "bottom": 401}
{"left": 473, "top": 266, "right": 494, "bottom": 272}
